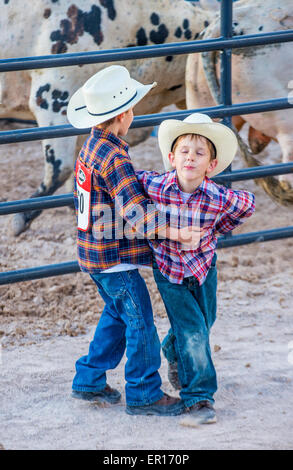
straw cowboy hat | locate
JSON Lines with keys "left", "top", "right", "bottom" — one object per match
{"left": 158, "top": 113, "right": 238, "bottom": 177}
{"left": 67, "top": 65, "right": 157, "bottom": 129}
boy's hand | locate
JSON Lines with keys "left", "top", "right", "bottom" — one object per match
{"left": 179, "top": 226, "right": 203, "bottom": 250}
{"left": 167, "top": 226, "right": 203, "bottom": 250}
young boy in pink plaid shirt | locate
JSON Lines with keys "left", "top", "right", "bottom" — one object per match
{"left": 136, "top": 113, "right": 255, "bottom": 426}
{"left": 66, "top": 65, "right": 201, "bottom": 417}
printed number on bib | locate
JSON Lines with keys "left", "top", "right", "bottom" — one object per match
{"left": 76, "top": 160, "right": 92, "bottom": 231}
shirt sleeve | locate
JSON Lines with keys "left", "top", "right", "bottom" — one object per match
{"left": 73, "top": 159, "right": 79, "bottom": 219}
{"left": 215, "top": 188, "right": 255, "bottom": 234}
{"left": 100, "top": 151, "right": 168, "bottom": 239}
{"left": 135, "top": 169, "right": 161, "bottom": 191}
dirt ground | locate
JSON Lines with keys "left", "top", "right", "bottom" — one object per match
{"left": 0, "top": 122, "right": 293, "bottom": 450}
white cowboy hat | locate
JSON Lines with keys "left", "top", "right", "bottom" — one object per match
{"left": 67, "top": 65, "right": 157, "bottom": 129}
{"left": 158, "top": 113, "right": 238, "bottom": 177}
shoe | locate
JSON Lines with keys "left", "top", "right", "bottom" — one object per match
{"left": 71, "top": 384, "right": 121, "bottom": 404}
{"left": 180, "top": 400, "right": 217, "bottom": 427}
{"left": 126, "top": 393, "right": 184, "bottom": 416}
{"left": 167, "top": 361, "right": 181, "bottom": 390}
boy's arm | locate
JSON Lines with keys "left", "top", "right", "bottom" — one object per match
{"left": 215, "top": 189, "right": 255, "bottom": 234}
{"left": 136, "top": 169, "right": 202, "bottom": 247}
{"left": 100, "top": 153, "right": 199, "bottom": 244}
{"left": 135, "top": 169, "right": 160, "bottom": 194}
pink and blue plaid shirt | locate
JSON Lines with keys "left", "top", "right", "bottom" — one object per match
{"left": 136, "top": 170, "right": 255, "bottom": 285}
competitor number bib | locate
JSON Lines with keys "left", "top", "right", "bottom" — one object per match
{"left": 76, "top": 160, "right": 92, "bottom": 231}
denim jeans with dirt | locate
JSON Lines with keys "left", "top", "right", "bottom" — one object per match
{"left": 72, "top": 269, "right": 164, "bottom": 407}
{"left": 153, "top": 254, "right": 218, "bottom": 408}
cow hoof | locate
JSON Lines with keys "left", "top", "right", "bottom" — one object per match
{"left": 279, "top": 175, "right": 293, "bottom": 192}
{"left": 11, "top": 213, "right": 31, "bottom": 236}
{"left": 279, "top": 181, "right": 291, "bottom": 191}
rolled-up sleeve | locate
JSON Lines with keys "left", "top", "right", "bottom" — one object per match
{"left": 215, "top": 189, "right": 255, "bottom": 234}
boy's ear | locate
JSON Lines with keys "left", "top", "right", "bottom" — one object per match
{"left": 206, "top": 159, "right": 218, "bottom": 175}
{"left": 117, "top": 112, "right": 125, "bottom": 122}
{"left": 168, "top": 152, "right": 176, "bottom": 168}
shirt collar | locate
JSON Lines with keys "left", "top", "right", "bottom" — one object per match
{"left": 198, "top": 177, "right": 217, "bottom": 199}
{"left": 163, "top": 170, "right": 215, "bottom": 199}
{"left": 91, "top": 127, "right": 129, "bottom": 153}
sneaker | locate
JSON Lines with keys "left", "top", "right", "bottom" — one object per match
{"left": 125, "top": 393, "right": 184, "bottom": 416}
{"left": 167, "top": 361, "right": 181, "bottom": 390}
{"left": 71, "top": 384, "right": 121, "bottom": 404}
{"left": 180, "top": 400, "right": 217, "bottom": 427}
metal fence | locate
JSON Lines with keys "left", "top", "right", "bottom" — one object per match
{"left": 0, "top": 0, "right": 293, "bottom": 285}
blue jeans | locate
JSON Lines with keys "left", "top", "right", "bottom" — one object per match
{"left": 153, "top": 255, "right": 218, "bottom": 407}
{"left": 72, "top": 269, "right": 164, "bottom": 406}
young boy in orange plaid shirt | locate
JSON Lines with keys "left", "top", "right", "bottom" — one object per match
{"left": 66, "top": 65, "right": 200, "bottom": 416}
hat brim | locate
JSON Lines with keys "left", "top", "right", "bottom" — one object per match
{"left": 158, "top": 119, "right": 238, "bottom": 177}
{"left": 67, "top": 79, "right": 156, "bottom": 129}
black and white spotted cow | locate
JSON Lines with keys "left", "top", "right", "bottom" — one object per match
{"left": 1, "top": 0, "right": 214, "bottom": 235}
{"left": 186, "top": 0, "right": 293, "bottom": 190}
{"left": 192, "top": 0, "right": 240, "bottom": 10}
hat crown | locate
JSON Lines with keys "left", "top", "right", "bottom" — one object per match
{"left": 82, "top": 65, "right": 137, "bottom": 115}
{"left": 183, "top": 113, "right": 213, "bottom": 125}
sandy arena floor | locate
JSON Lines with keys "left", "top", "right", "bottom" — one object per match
{"left": 0, "top": 123, "right": 293, "bottom": 450}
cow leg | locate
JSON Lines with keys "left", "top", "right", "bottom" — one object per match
{"left": 186, "top": 55, "right": 247, "bottom": 132}
{"left": 12, "top": 134, "right": 77, "bottom": 235}
{"left": 248, "top": 127, "right": 272, "bottom": 154}
{"left": 276, "top": 131, "right": 293, "bottom": 189}
{"left": 232, "top": 116, "right": 245, "bottom": 132}
{"left": 12, "top": 71, "right": 78, "bottom": 235}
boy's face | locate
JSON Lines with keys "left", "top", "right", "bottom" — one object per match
{"left": 168, "top": 134, "right": 218, "bottom": 191}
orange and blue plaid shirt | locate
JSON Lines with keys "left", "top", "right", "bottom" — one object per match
{"left": 73, "top": 127, "right": 168, "bottom": 273}
{"left": 136, "top": 170, "right": 255, "bottom": 285}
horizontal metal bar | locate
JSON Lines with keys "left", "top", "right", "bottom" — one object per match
{"left": 132, "top": 98, "right": 293, "bottom": 127}
{"left": 0, "top": 261, "right": 80, "bottom": 285}
{"left": 0, "top": 30, "right": 292, "bottom": 72}
{"left": 1, "top": 226, "right": 293, "bottom": 284}
{"left": 1, "top": 162, "right": 292, "bottom": 216}
{"left": 0, "top": 193, "right": 73, "bottom": 215}
{"left": 1, "top": 98, "right": 292, "bottom": 145}
{"left": 217, "top": 226, "right": 293, "bottom": 248}
{"left": 0, "top": 123, "right": 86, "bottom": 144}
{"left": 0, "top": 118, "right": 37, "bottom": 125}
{"left": 212, "top": 162, "right": 293, "bottom": 183}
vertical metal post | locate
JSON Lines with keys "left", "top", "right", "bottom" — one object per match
{"left": 220, "top": 0, "right": 233, "bottom": 241}
{"left": 220, "top": 0, "right": 233, "bottom": 126}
